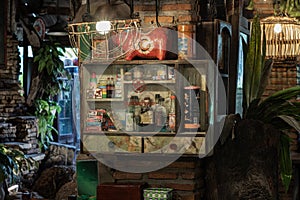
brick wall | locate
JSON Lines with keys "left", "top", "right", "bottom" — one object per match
{"left": 1, "top": 22, "right": 42, "bottom": 190}
{"left": 0, "top": 35, "right": 27, "bottom": 116}
{"left": 134, "top": 0, "right": 200, "bottom": 27}
{"left": 252, "top": 0, "right": 274, "bottom": 17}
{"left": 263, "top": 61, "right": 298, "bottom": 98}
{"left": 98, "top": 158, "right": 205, "bottom": 200}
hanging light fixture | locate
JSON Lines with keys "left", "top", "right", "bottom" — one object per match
{"left": 260, "top": 1, "right": 300, "bottom": 60}
{"left": 68, "top": 0, "right": 141, "bottom": 61}
{"left": 261, "top": 16, "right": 300, "bottom": 59}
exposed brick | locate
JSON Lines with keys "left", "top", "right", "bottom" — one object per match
{"left": 269, "top": 79, "right": 286, "bottom": 85}
{"left": 288, "top": 79, "right": 297, "bottom": 85}
{"left": 180, "top": 193, "right": 200, "bottom": 200}
{"left": 168, "top": 161, "right": 196, "bottom": 169}
{"left": 165, "top": 183, "right": 195, "bottom": 191}
{"left": 162, "top": 4, "right": 192, "bottom": 11}
{"left": 113, "top": 171, "right": 142, "bottom": 180}
{"left": 275, "top": 67, "right": 288, "bottom": 72}
{"left": 253, "top": 3, "right": 274, "bottom": 10}
{"left": 134, "top": 5, "right": 156, "bottom": 11}
{"left": 144, "top": 16, "right": 174, "bottom": 24}
{"left": 148, "top": 172, "right": 178, "bottom": 179}
{"left": 178, "top": 15, "right": 193, "bottom": 22}
{"left": 287, "top": 72, "right": 297, "bottom": 78}
{"left": 181, "top": 172, "right": 196, "bottom": 179}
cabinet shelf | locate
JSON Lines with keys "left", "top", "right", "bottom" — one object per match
{"left": 123, "top": 80, "right": 175, "bottom": 84}
{"left": 81, "top": 58, "right": 217, "bottom": 155}
{"left": 82, "top": 130, "right": 206, "bottom": 137}
{"left": 86, "top": 98, "right": 124, "bottom": 102}
{"left": 82, "top": 59, "right": 211, "bottom": 66}
{"left": 90, "top": 152, "right": 205, "bottom": 158}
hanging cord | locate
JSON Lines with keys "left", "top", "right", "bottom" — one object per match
{"left": 155, "top": 0, "right": 161, "bottom": 27}
{"left": 87, "top": 0, "right": 90, "bottom": 13}
{"left": 82, "top": 0, "right": 92, "bottom": 22}
{"left": 130, "top": 0, "right": 134, "bottom": 18}
{"left": 274, "top": 0, "right": 281, "bottom": 16}
{"left": 56, "top": 0, "right": 59, "bottom": 24}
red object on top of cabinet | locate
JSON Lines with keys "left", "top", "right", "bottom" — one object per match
{"left": 97, "top": 182, "right": 146, "bottom": 200}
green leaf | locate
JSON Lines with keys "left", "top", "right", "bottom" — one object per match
{"left": 244, "top": 15, "right": 261, "bottom": 109}
{"left": 279, "top": 134, "right": 292, "bottom": 192}
{"left": 257, "top": 59, "right": 273, "bottom": 99}
{"left": 245, "top": 0, "right": 254, "bottom": 10}
{"left": 34, "top": 54, "right": 41, "bottom": 62}
{"left": 38, "top": 61, "right": 46, "bottom": 72}
{"left": 277, "top": 115, "right": 300, "bottom": 132}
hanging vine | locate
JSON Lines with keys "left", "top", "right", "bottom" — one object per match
{"left": 278, "top": 0, "right": 300, "bottom": 17}
{"left": 245, "top": 0, "right": 300, "bottom": 17}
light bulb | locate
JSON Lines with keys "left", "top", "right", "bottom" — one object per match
{"left": 274, "top": 23, "right": 282, "bottom": 33}
{"left": 96, "top": 21, "right": 111, "bottom": 34}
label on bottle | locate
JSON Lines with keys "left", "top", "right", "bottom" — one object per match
{"left": 140, "top": 110, "right": 153, "bottom": 124}
{"left": 125, "top": 112, "right": 134, "bottom": 131}
{"left": 169, "top": 113, "right": 176, "bottom": 132}
{"left": 102, "top": 88, "right": 107, "bottom": 98}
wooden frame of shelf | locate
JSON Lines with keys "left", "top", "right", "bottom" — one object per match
{"left": 80, "top": 59, "right": 218, "bottom": 156}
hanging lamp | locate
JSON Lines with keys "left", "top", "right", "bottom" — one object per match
{"left": 260, "top": 0, "right": 300, "bottom": 60}
{"left": 67, "top": 0, "right": 140, "bottom": 61}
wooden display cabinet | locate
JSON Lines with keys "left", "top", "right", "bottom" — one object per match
{"left": 80, "top": 59, "right": 219, "bottom": 156}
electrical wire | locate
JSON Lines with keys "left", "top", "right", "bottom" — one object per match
{"left": 155, "top": 0, "right": 161, "bottom": 27}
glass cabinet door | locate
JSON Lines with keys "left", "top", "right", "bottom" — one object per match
{"left": 57, "top": 66, "right": 80, "bottom": 147}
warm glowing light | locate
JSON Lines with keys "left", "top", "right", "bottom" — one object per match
{"left": 96, "top": 21, "right": 111, "bottom": 34}
{"left": 274, "top": 23, "right": 282, "bottom": 33}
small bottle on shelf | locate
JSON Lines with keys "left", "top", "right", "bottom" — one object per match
{"left": 111, "top": 77, "right": 115, "bottom": 98}
{"left": 106, "top": 77, "right": 112, "bottom": 98}
{"left": 168, "top": 95, "right": 176, "bottom": 132}
{"left": 155, "top": 94, "right": 160, "bottom": 105}
{"left": 125, "top": 96, "right": 135, "bottom": 131}
{"left": 155, "top": 97, "right": 167, "bottom": 132}
{"left": 140, "top": 97, "right": 154, "bottom": 127}
{"left": 89, "top": 72, "right": 97, "bottom": 89}
{"left": 184, "top": 85, "right": 200, "bottom": 131}
{"left": 134, "top": 101, "right": 141, "bottom": 131}
{"left": 115, "top": 73, "right": 122, "bottom": 98}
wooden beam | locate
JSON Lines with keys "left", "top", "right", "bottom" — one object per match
{"left": 228, "top": 0, "right": 243, "bottom": 114}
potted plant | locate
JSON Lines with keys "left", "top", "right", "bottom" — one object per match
{"left": 205, "top": 15, "right": 300, "bottom": 199}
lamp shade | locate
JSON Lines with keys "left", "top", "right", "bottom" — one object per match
{"left": 260, "top": 16, "right": 300, "bottom": 59}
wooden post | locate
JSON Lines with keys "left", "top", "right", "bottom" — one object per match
{"left": 228, "top": 0, "right": 244, "bottom": 114}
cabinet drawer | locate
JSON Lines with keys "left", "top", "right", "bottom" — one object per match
{"left": 144, "top": 136, "right": 205, "bottom": 154}
{"left": 82, "top": 135, "right": 142, "bottom": 153}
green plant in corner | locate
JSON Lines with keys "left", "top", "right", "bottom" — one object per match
{"left": 0, "top": 144, "right": 38, "bottom": 198}
{"left": 243, "top": 14, "right": 300, "bottom": 191}
{"left": 27, "top": 39, "right": 70, "bottom": 151}
{"left": 31, "top": 40, "right": 71, "bottom": 100}
{"left": 34, "top": 99, "right": 61, "bottom": 150}
{"left": 0, "top": 145, "right": 23, "bottom": 184}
